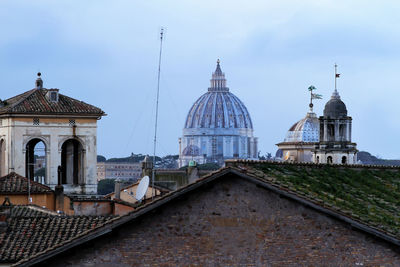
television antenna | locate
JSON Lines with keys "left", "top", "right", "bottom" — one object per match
{"left": 152, "top": 28, "right": 165, "bottom": 200}
{"left": 135, "top": 175, "right": 150, "bottom": 202}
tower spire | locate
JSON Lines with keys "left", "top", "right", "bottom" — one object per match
{"left": 332, "top": 63, "right": 341, "bottom": 99}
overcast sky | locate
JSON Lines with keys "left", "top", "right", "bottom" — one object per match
{"left": 1, "top": 0, "right": 400, "bottom": 159}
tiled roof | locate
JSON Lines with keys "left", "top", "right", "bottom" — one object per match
{"left": 0, "top": 88, "right": 105, "bottom": 116}
{"left": 0, "top": 205, "right": 115, "bottom": 264}
{"left": 228, "top": 160, "right": 400, "bottom": 239}
{"left": 0, "top": 172, "right": 52, "bottom": 194}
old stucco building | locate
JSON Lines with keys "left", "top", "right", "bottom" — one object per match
{"left": 0, "top": 73, "right": 105, "bottom": 194}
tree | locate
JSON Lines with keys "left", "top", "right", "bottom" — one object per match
{"left": 97, "top": 179, "right": 115, "bottom": 195}
{"left": 97, "top": 155, "right": 106, "bottom": 162}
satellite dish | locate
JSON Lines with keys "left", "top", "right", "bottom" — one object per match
{"left": 135, "top": 176, "right": 150, "bottom": 201}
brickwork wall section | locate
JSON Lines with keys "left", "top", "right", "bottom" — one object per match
{"left": 46, "top": 175, "right": 400, "bottom": 266}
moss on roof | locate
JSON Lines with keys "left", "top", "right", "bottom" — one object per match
{"left": 247, "top": 162, "right": 400, "bottom": 237}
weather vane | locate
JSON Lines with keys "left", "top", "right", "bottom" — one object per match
{"left": 308, "top": 85, "right": 322, "bottom": 112}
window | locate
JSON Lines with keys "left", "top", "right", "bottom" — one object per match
{"left": 69, "top": 119, "right": 76, "bottom": 126}
{"left": 33, "top": 118, "right": 40, "bottom": 126}
{"left": 50, "top": 92, "right": 58, "bottom": 102}
{"left": 47, "top": 90, "right": 59, "bottom": 102}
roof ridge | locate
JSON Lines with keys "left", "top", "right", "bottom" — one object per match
{"left": 0, "top": 88, "right": 105, "bottom": 116}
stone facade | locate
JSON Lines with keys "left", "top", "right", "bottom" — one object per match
{"left": 96, "top": 162, "right": 142, "bottom": 181}
{"left": 45, "top": 176, "right": 400, "bottom": 266}
{"left": 0, "top": 117, "right": 99, "bottom": 194}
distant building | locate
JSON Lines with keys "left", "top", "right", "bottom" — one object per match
{"left": 313, "top": 69, "right": 358, "bottom": 164}
{"left": 105, "top": 179, "right": 166, "bottom": 204}
{"left": 276, "top": 101, "right": 319, "bottom": 163}
{"left": 96, "top": 162, "right": 142, "bottom": 181}
{"left": 0, "top": 73, "right": 105, "bottom": 194}
{"left": 179, "top": 60, "right": 258, "bottom": 167}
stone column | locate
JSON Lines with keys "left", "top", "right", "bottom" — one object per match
{"left": 334, "top": 120, "right": 339, "bottom": 141}
{"left": 346, "top": 121, "right": 350, "bottom": 142}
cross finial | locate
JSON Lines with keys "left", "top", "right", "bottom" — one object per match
{"left": 217, "top": 59, "right": 220, "bottom": 64}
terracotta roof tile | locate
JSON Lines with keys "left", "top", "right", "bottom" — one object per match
{"left": 0, "top": 88, "right": 105, "bottom": 116}
{"left": 0, "top": 172, "right": 52, "bottom": 194}
{"left": 0, "top": 205, "right": 115, "bottom": 264}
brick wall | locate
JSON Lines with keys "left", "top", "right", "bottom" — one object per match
{"left": 46, "top": 175, "right": 400, "bottom": 266}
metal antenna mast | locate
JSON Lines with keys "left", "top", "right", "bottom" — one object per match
{"left": 152, "top": 28, "right": 164, "bottom": 200}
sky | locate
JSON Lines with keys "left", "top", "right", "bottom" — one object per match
{"left": 1, "top": 0, "right": 400, "bottom": 159}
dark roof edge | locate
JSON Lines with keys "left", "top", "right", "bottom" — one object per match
{"left": 225, "top": 159, "right": 400, "bottom": 170}
{"left": 276, "top": 141, "right": 318, "bottom": 146}
{"left": 0, "top": 112, "right": 106, "bottom": 117}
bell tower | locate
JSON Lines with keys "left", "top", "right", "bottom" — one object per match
{"left": 0, "top": 73, "right": 105, "bottom": 194}
{"left": 313, "top": 65, "right": 358, "bottom": 164}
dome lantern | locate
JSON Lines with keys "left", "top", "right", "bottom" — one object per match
{"left": 209, "top": 59, "right": 228, "bottom": 92}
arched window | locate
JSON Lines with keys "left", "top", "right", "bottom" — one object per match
{"left": 316, "top": 156, "right": 319, "bottom": 163}
{"left": 327, "top": 156, "right": 333, "bottom": 164}
{"left": 0, "top": 139, "right": 5, "bottom": 176}
{"left": 342, "top": 156, "right": 347, "bottom": 164}
{"left": 25, "top": 138, "right": 47, "bottom": 184}
{"left": 61, "top": 139, "right": 84, "bottom": 185}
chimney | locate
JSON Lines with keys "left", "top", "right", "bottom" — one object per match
{"left": 55, "top": 166, "right": 64, "bottom": 212}
{"left": 187, "top": 160, "right": 199, "bottom": 184}
{"left": 0, "top": 197, "right": 12, "bottom": 232}
{"left": 114, "top": 179, "right": 122, "bottom": 200}
{"left": 141, "top": 155, "right": 153, "bottom": 178}
{"left": 35, "top": 72, "right": 43, "bottom": 89}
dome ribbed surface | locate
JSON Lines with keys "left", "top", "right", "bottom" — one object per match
{"left": 184, "top": 91, "right": 253, "bottom": 129}
{"left": 284, "top": 112, "right": 319, "bottom": 142}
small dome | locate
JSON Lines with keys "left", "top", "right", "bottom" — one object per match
{"left": 182, "top": 145, "right": 200, "bottom": 156}
{"left": 323, "top": 90, "right": 347, "bottom": 118}
{"left": 284, "top": 112, "right": 319, "bottom": 143}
